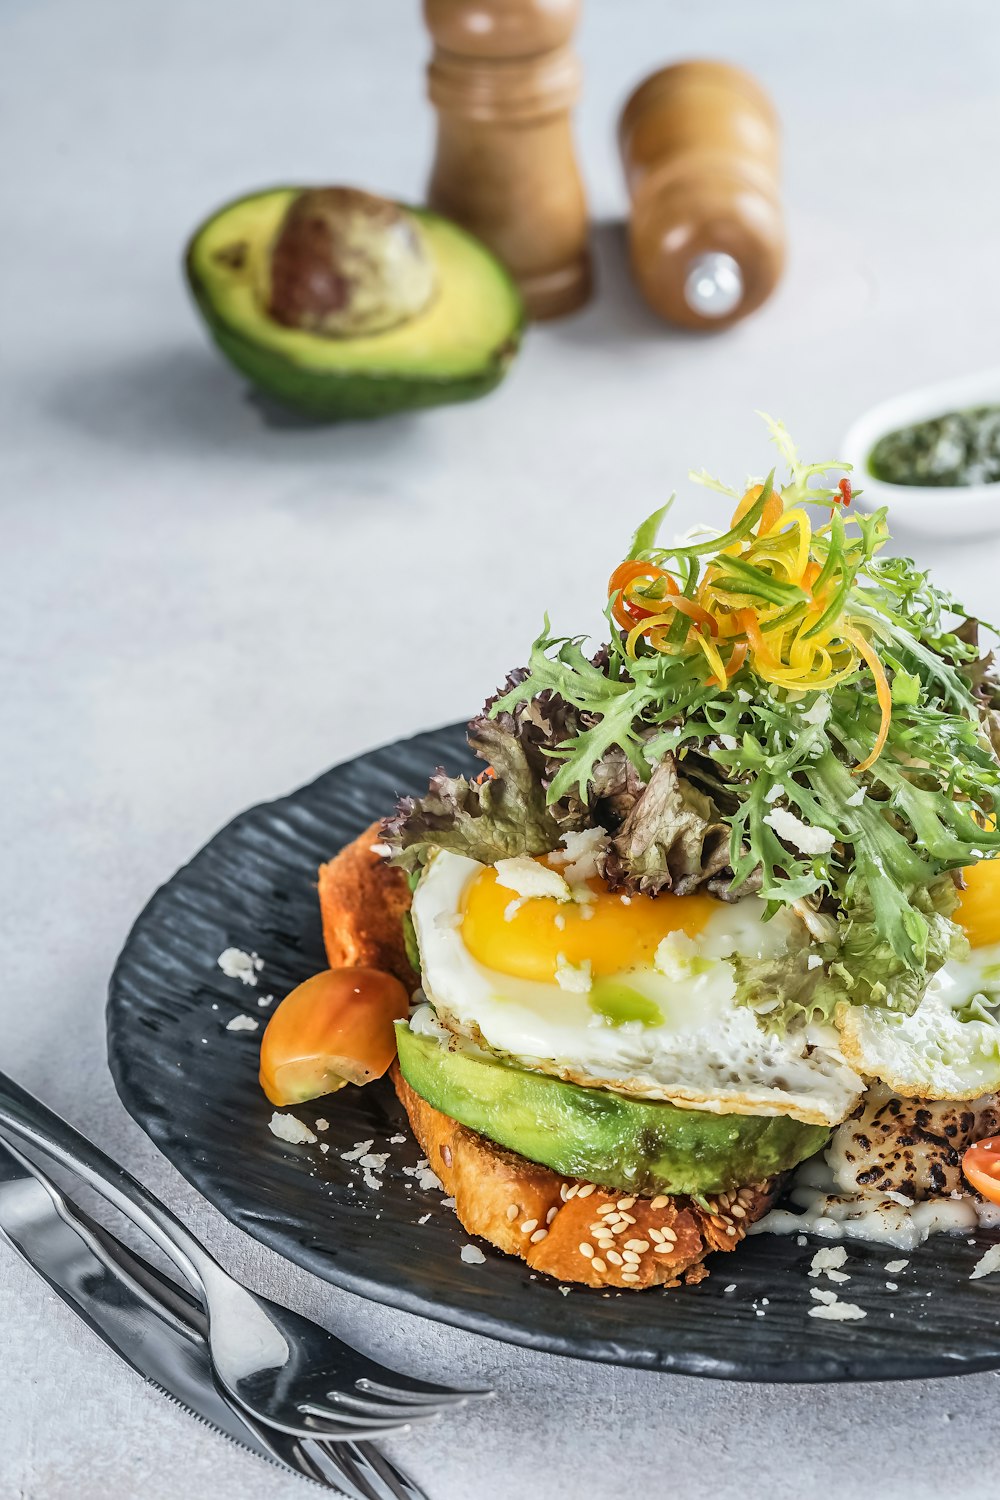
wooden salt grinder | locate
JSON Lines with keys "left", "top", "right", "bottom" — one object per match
{"left": 423, "top": 0, "right": 591, "bottom": 320}
{"left": 619, "top": 61, "right": 784, "bottom": 330}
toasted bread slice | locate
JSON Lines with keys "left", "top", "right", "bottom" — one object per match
{"left": 318, "top": 826, "right": 782, "bottom": 1288}
{"left": 393, "top": 1064, "right": 780, "bottom": 1288}
{"left": 318, "top": 823, "right": 418, "bottom": 991}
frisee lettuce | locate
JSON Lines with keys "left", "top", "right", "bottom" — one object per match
{"left": 488, "top": 423, "right": 1000, "bottom": 977}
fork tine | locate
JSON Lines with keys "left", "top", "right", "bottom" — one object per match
{"left": 329, "top": 1446, "right": 403, "bottom": 1500}
{"left": 356, "top": 1377, "right": 493, "bottom": 1406}
{"left": 306, "top": 1444, "right": 389, "bottom": 1500}
{"left": 351, "top": 1442, "right": 429, "bottom": 1500}
{"left": 317, "top": 1390, "right": 456, "bottom": 1421}
{"left": 299, "top": 1402, "right": 439, "bottom": 1434}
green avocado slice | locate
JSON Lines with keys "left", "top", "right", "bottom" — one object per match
{"left": 185, "top": 188, "right": 524, "bottom": 419}
{"left": 396, "top": 1022, "right": 829, "bottom": 1198}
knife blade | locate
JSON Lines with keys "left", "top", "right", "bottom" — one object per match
{"left": 0, "top": 1136, "right": 391, "bottom": 1498}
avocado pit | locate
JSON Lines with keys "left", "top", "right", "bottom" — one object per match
{"left": 264, "top": 187, "right": 437, "bottom": 338}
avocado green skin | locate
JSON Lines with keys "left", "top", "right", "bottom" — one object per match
{"left": 184, "top": 190, "right": 524, "bottom": 421}
{"left": 396, "top": 1023, "right": 830, "bottom": 1198}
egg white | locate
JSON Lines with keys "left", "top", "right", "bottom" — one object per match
{"left": 410, "top": 850, "right": 865, "bottom": 1127}
{"left": 837, "top": 941, "right": 1000, "bottom": 1099}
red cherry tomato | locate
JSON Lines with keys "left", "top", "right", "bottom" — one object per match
{"left": 963, "top": 1135, "right": 1000, "bottom": 1206}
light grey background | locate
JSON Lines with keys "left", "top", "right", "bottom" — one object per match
{"left": 4, "top": 1, "right": 1000, "bottom": 1496}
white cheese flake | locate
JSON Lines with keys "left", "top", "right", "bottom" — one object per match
{"left": 885, "top": 1259, "right": 909, "bottom": 1273}
{"left": 807, "top": 954, "right": 824, "bottom": 971}
{"left": 369, "top": 842, "right": 392, "bottom": 857}
{"left": 217, "top": 948, "right": 263, "bottom": 986}
{"left": 809, "top": 1301, "right": 867, "bottom": 1321}
{"left": 654, "top": 930, "right": 700, "bottom": 981}
{"left": 801, "top": 697, "right": 830, "bottom": 727}
{"left": 494, "top": 855, "right": 571, "bottom": 903}
{"left": 269, "top": 1112, "right": 317, "bottom": 1146}
{"left": 970, "top": 1244, "right": 1000, "bottom": 1280}
{"left": 504, "top": 898, "right": 524, "bottom": 922}
{"left": 315, "top": 1118, "right": 329, "bottom": 1132}
{"left": 341, "top": 1139, "right": 374, "bottom": 1162}
{"left": 548, "top": 826, "right": 608, "bottom": 885}
{"left": 718, "top": 734, "right": 739, "bottom": 751}
{"left": 417, "top": 1213, "right": 431, "bottom": 1225}
{"left": 810, "top": 1287, "right": 838, "bottom": 1304}
{"left": 555, "top": 955, "right": 592, "bottom": 994}
{"left": 764, "top": 783, "right": 785, "bottom": 804}
{"left": 809, "top": 1245, "right": 848, "bottom": 1278}
{"left": 763, "top": 806, "right": 836, "bottom": 856}
{"left": 225, "top": 1014, "right": 259, "bottom": 1033}
{"left": 460, "top": 1244, "right": 486, "bottom": 1265}
{"left": 845, "top": 786, "right": 866, "bottom": 807}
{"left": 389, "top": 1133, "right": 406, "bottom": 1144}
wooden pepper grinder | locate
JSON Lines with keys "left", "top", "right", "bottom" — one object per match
{"left": 423, "top": 0, "right": 591, "bottom": 320}
{"left": 619, "top": 61, "right": 784, "bottom": 330}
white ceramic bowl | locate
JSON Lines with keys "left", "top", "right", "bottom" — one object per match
{"left": 841, "top": 368, "right": 1000, "bottom": 537}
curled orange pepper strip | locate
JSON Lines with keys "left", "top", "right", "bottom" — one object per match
{"left": 842, "top": 625, "right": 891, "bottom": 773}
{"left": 608, "top": 561, "right": 676, "bottom": 629}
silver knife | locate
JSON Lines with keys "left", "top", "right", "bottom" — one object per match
{"left": 0, "top": 1136, "right": 424, "bottom": 1500}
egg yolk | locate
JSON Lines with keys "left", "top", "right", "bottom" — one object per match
{"left": 460, "top": 860, "right": 718, "bottom": 982}
{"left": 954, "top": 858, "right": 1000, "bottom": 949}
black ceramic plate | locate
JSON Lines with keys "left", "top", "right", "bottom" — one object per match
{"left": 108, "top": 725, "right": 1000, "bottom": 1381}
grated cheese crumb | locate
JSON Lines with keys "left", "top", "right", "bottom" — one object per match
{"left": 807, "top": 954, "right": 824, "bottom": 971}
{"left": 225, "top": 1014, "right": 259, "bottom": 1033}
{"left": 460, "top": 1244, "right": 486, "bottom": 1265}
{"left": 810, "top": 1287, "right": 838, "bottom": 1305}
{"left": 555, "top": 955, "right": 592, "bottom": 994}
{"left": 764, "top": 806, "right": 836, "bottom": 856}
{"left": 217, "top": 948, "right": 264, "bottom": 986}
{"left": 341, "top": 1140, "right": 374, "bottom": 1162}
{"left": 389, "top": 1133, "right": 406, "bottom": 1144}
{"left": 494, "top": 856, "right": 571, "bottom": 903}
{"left": 548, "top": 826, "right": 609, "bottom": 885}
{"left": 417, "top": 1213, "right": 431, "bottom": 1225}
{"left": 809, "top": 1301, "right": 867, "bottom": 1321}
{"left": 885, "top": 1259, "right": 909, "bottom": 1273}
{"left": 269, "top": 1112, "right": 317, "bottom": 1146}
{"left": 809, "top": 1246, "right": 848, "bottom": 1278}
{"left": 315, "top": 1118, "right": 329, "bottom": 1132}
{"left": 970, "top": 1244, "right": 1000, "bottom": 1280}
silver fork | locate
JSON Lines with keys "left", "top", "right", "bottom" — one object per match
{"left": 0, "top": 1132, "right": 426, "bottom": 1500}
{"left": 0, "top": 1068, "right": 491, "bottom": 1439}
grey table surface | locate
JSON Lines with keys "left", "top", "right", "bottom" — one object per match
{"left": 5, "top": 1, "right": 1000, "bottom": 1496}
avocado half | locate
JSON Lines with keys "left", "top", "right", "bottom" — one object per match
{"left": 185, "top": 188, "right": 524, "bottom": 420}
{"left": 396, "top": 1023, "right": 829, "bottom": 1198}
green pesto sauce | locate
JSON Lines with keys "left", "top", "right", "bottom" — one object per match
{"left": 869, "top": 405, "right": 1000, "bottom": 488}
{"left": 588, "top": 978, "right": 664, "bottom": 1028}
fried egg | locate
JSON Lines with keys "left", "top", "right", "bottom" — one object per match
{"left": 837, "top": 859, "right": 1000, "bottom": 1098}
{"left": 410, "top": 848, "right": 865, "bottom": 1126}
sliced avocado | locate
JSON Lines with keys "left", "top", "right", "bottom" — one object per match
{"left": 185, "top": 187, "right": 523, "bottom": 420}
{"left": 396, "top": 1022, "right": 829, "bottom": 1197}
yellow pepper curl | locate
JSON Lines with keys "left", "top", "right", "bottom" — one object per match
{"left": 607, "top": 482, "right": 892, "bottom": 773}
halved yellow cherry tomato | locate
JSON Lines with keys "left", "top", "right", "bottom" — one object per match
{"left": 962, "top": 1135, "right": 1000, "bottom": 1206}
{"left": 259, "top": 967, "right": 409, "bottom": 1107}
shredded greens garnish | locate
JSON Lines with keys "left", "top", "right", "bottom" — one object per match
{"left": 490, "top": 417, "right": 1000, "bottom": 978}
